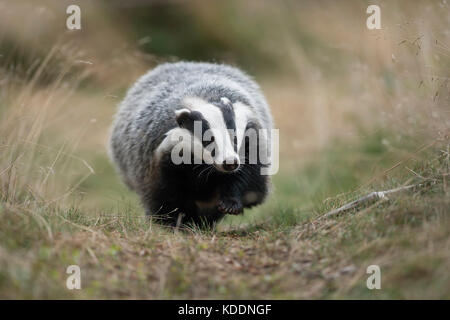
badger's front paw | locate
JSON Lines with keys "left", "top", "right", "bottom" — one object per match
{"left": 217, "top": 198, "right": 243, "bottom": 215}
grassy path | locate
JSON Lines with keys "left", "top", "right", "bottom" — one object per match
{"left": 1, "top": 137, "right": 448, "bottom": 299}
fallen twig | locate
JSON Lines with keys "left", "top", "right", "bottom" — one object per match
{"left": 322, "top": 184, "right": 419, "bottom": 219}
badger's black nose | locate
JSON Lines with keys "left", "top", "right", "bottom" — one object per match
{"left": 222, "top": 158, "right": 239, "bottom": 172}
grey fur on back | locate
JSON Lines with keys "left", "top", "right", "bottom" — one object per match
{"left": 109, "top": 61, "right": 274, "bottom": 193}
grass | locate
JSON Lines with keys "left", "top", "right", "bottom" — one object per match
{"left": 0, "top": 0, "right": 449, "bottom": 299}
{"left": 1, "top": 132, "right": 448, "bottom": 299}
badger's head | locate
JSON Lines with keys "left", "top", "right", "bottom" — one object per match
{"left": 175, "top": 96, "right": 253, "bottom": 173}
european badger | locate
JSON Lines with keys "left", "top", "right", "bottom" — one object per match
{"left": 109, "top": 62, "right": 274, "bottom": 227}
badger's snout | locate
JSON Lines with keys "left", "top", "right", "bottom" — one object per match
{"left": 215, "top": 156, "right": 240, "bottom": 173}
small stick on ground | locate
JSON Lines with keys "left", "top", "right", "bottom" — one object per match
{"left": 322, "top": 184, "right": 419, "bottom": 219}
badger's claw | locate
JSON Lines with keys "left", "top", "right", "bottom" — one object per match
{"left": 217, "top": 198, "right": 243, "bottom": 215}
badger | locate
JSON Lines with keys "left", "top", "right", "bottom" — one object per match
{"left": 109, "top": 61, "right": 274, "bottom": 227}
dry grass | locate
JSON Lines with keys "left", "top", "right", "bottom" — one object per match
{"left": 0, "top": 0, "right": 449, "bottom": 299}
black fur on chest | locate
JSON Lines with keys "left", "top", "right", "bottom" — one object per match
{"left": 143, "top": 153, "right": 269, "bottom": 228}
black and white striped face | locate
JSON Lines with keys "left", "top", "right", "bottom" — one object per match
{"left": 175, "top": 97, "right": 251, "bottom": 173}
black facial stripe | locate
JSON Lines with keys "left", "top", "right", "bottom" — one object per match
{"left": 215, "top": 99, "right": 237, "bottom": 151}
{"left": 183, "top": 111, "right": 214, "bottom": 149}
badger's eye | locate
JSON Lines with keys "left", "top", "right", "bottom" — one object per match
{"left": 210, "top": 136, "right": 215, "bottom": 143}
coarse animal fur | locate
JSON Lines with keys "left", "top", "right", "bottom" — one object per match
{"left": 109, "top": 61, "right": 274, "bottom": 228}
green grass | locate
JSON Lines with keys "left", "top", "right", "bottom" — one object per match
{"left": 1, "top": 132, "right": 448, "bottom": 299}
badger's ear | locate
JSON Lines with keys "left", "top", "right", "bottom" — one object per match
{"left": 175, "top": 108, "right": 191, "bottom": 127}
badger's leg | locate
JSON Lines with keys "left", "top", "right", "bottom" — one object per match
{"left": 217, "top": 191, "right": 244, "bottom": 215}
{"left": 242, "top": 170, "right": 270, "bottom": 209}
{"left": 142, "top": 154, "right": 188, "bottom": 226}
{"left": 141, "top": 129, "right": 195, "bottom": 226}
{"left": 216, "top": 164, "right": 269, "bottom": 215}
{"left": 215, "top": 172, "right": 248, "bottom": 216}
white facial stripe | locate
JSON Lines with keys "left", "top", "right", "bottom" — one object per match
{"left": 233, "top": 102, "right": 253, "bottom": 152}
{"left": 183, "top": 97, "right": 237, "bottom": 163}
{"left": 220, "top": 97, "right": 231, "bottom": 105}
